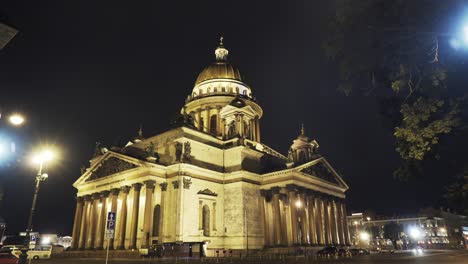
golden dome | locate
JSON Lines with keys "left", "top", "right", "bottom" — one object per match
{"left": 195, "top": 62, "right": 242, "bottom": 85}
{"left": 194, "top": 37, "right": 243, "bottom": 85}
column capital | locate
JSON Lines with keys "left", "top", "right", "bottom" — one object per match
{"left": 99, "top": 190, "right": 110, "bottom": 198}
{"left": 271, "top": 186, "right": 281, "bottom": 195}
{"left": 160, "top": 182, "right": 168, "bottom": 191}
{"left": 172, "top": 180, "right": 180, "bottom": 189}
{"left": 132, "top": 183, "right": 143, "bottom": 191}
{"left": 92, "top": 193, "right": 101, "bottom": 199}
{"left": 183, "top": 177, "right": 192, "bottom": 189}
{"left": 76, "top": 196, "right": 84, "bottom": 203}
{"left": 110, "top": 188, "right": 120, "bottom": 196}
{"left": 120, "top": 185, "right": 131, "bottom": 193}
{"left": 260, "top": 190, "right": 269, "bottom": 197}
{"left": 286, "top": 184, "right": 298, "bottom": 192}
{"left": 144, "top": 180, "right": 156, "bottom": 189}
{"left": 83, "top": 195, "right": 93, "bottom": 201}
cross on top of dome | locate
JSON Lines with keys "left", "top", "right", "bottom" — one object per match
{"left": 215, "top": 36, "right": 229, "bottom": 61}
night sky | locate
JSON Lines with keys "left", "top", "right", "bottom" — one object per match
{"left": 0, "top": 1, "right": 461, "bottom": 235}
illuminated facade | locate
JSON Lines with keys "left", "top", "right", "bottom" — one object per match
{"left": 71, "top": 39, "right": 350, "bottom": 254}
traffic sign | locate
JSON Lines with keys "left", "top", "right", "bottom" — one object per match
{"left": 106, "top": 211, "right": 116, "bottom": 232}
{"left": 105, "top": 230, "right": 114, "bottom": 239}
{"left": 106, "top": 220, "right": 116, "bottom": 230}
{"left": 107, "top": 212, "right": 116, "bottom": 221}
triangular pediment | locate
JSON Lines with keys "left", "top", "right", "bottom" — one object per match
{"left": 296, "top": 158, "right": 348, "bottom": 189}
{"left": 85, "top": 156, "right": 138, "bottom": 182}
{"left": 220, "top": 104, "right": 257, "bottom": 118}
{"left": 74, "top": 152, "right": 142, "bottom": 186}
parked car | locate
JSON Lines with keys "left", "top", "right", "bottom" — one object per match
{"left": 0, "top": 252, "right": 19, "bottom": 264}
{"left": 27, "top": 245, "right": 52, "bottom": 260}
{"left": 317, "top": 246, "right": 338, "bottom": 257}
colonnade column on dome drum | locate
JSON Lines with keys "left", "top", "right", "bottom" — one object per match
{"left": 261, "top": 185, "right": 348, "bottom": 247}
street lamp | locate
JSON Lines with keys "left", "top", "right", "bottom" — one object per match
{"left": 359, "top": 231, "right": 370, "bottom": 241}
{"left": 8, "top": 113, "right": 25, "bottom": 126}
{"left": 20, "top": 148, "right": 56, "bottom": 262}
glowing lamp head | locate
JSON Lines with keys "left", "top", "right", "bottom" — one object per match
{"left": 8, "top": 114, "right": 25, "bottom": 126}
{"left": 32, "top": 149, "right": 55, "bottom": 164}
{"left": 359, "top": 232, "right": 370, "bottom": 241}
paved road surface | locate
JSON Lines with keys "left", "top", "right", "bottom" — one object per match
{"left": 32, "top": 250, "right": 468, "bottom": 264}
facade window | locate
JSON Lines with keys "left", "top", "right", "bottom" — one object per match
{"left": 152, "top": 205, "right": 161, "bottom": 236}
{"left": 222, "top": 87, "right": 226, "bottom": 92}
{"left": 202, "top": 205, "right": 210, "bottom": 236}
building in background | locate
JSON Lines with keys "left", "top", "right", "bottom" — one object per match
{"left": 70, "top": 39, "right": 350, "bottom": 255}
{"left": 347, "top": 210, "right": 468, "bottom": 249}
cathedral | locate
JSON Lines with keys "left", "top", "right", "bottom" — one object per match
{"left": 71, "top": 39, "right": 350, "bottom": 255}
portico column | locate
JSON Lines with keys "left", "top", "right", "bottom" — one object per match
{"left": 286, "top": 185, "right": 298, "bottom": 244}
{"left": 71, "top": 196, "right": 84, "bottom": 249}
{"left": 271, "top": 187, "right": 282, "bottom": 245}
{"left": 341, "top": 202, "right": 351, "bottom": 245}
{"left": 158, "top": 183, "right": 167, "bottom": 243}
{"left": 142, "top": 180, "right": 156, "bottom": 248}
{"left": 315, "top": 196, "right": 323, "bottom": 244}
{"left": 298, "top": 192, "right": 308, "bottom": 245}
{"left": 330, "top": 199, "right": 338, "bottom": 245}
{"left": 95, "top": 191, "right": 109, "bottom": 249}
{"left": 260, "top": 190, "right": 270, "bottom": 246}
{"left": 129, "top": 183, "right": 142, "bottom": 249}
{"left": 78, "top": 195, "right": 91, "bottom": 249}
{"left": 85, "top": 193, "right": 100, "bottom": 249}
{"left": 336, "top": 199, "right": 345, "bottom": 245}
{"left": 108, "top": 188, "right": 119, "bottom": 250}
{"left": 307, "top": 194, "right": 317, "bottom": 245}
{"left": 116, "top": 186, "right": 130, "bottom": 249}
{"left": 323, "top": 198, "right": 332, "bottom": 245}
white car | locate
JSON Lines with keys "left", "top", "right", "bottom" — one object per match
{"left": 27, "top": 246, "right": 52, "bottom": 260}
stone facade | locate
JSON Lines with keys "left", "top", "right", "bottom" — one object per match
{"left": 71, "top": 39, "right": 350, "bottom": 253}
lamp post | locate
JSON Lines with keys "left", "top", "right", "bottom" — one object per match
{"left": 19, "top": 149, "right": 54, "bottom": 264}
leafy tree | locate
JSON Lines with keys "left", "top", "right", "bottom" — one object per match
{"left": 444, "top": 169, "right": 468, "bottom": 215}
{"left": 324, "top": 0, "right": 468, "bottom": 179}
{"left": 383, "top": 222, "right": 402, "bottom": 249}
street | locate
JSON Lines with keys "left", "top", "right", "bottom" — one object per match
{"left": 31, "top": 250, "right": 468, "bottom": 264}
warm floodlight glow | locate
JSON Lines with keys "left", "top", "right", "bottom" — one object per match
{"left": 409, "top": 227, "right": 421, "bottom": 239}
{"left": 359, "top": 232, "right": 370, "bottom": 241}
{"left": 295, "top": 200, "right": 302, "bottom": 208}
{"left": 439, "top": 227, "right": 446, "bottom": 233}
{"left": 353, "top": 220, "right": 359, "bottom": 225}
{"left": 41, "top": 236, "right": 51, "bottom": 245}
{"left": 8, "top": 114, "right": 25, "bottom": 126}
{"left": 366, "top": 217, "right": 371, "bottom": 221}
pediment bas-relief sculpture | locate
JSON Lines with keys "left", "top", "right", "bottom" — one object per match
{"left": 86, "top": 157, "right": 138, "bottom": 182}
{"left": 300, "top": 162, "right": 340, "bottom": 185}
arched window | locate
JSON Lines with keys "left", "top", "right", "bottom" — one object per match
{"left": 152, "top": 205, "right": 161, "bottom": 236}
{"left": 193, "top": 92, "right": 196, "bottom": 97}
{"left": 210, "top": 115, "right": 217, "bottom": 134}
{"left": 202, "top": 205, "right": 210, "bottom": 236}
{"left": 207, "top": 87, "right": 211, "bottom": 93}
{"left": 222, "top": 87, "right": 226, "bottom": 92}
{"left": 243, "top": 90, "right": 247, "bottom": 96}
{"left": 214, "top": 88, "right": 218, "bottom": 93}
{"left": 235, "top": 87, "right": 240, "bottom": 94}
